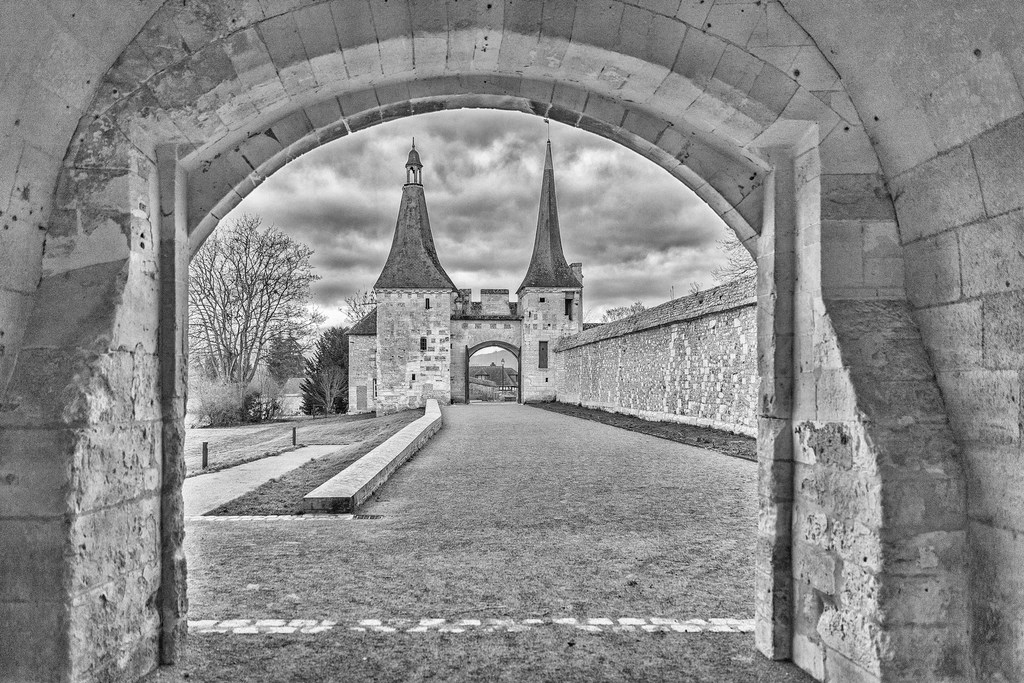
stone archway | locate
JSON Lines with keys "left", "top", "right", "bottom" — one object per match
{"left": 465, "top": 340, "right": 522, "bottom": 405}
{"left": 0, "top": 3, "right": 972, "bottom": 682}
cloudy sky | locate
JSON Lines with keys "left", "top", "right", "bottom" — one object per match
{"left": 225, "top": 109, "right": 733, "bottom": 327}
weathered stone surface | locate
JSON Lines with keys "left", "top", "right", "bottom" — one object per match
{"left": 6, "top": 1, "right": 1024, "bottom": 680}
{"left": 557, "top": 278, "right": 757, "bottom": 435}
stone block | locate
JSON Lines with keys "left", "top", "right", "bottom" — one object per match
{"left": 68, "top": 495, "right": 161, "bottom": 596}
{"left": 982, "top": 291, "right": 1024, "bottom": 369}
{"left": 794, "top": 542, "right": 837, "bottom": 593}
{"left": 971, "top": 111, "right": 1024, "bottom": 216}
{"left": 0, "top": 600, "right": 69, "bottom": 681}
{"left": 938, "top": 370, "right": 1020, "bottom": 446}
{"left": 0, "top": 517, "right": 67, "bottom": 600}
{"left": 968, "top": 520, "right": 1024, "bottom": 681}
{"left": 892, "top": 145, "right": 985, "bottom": 243}
{"left": 673, "top": 25, "right": 724, "bottom": 87}
{"left": 704, "top": 2, "right": 760, "bottom": 47}
{"left": 820, "top": 173, "right": 895, "bottom": 222}
{"left": 958, "top": 211, "right": 1024, "bottom": 298}
{"left": 792, "top": 632, "right": 825, "bottom": 680}
{"left": 926, "top": 53, "right": 1024, "bottom": 155}
{"left": 914, "top": 301, "right": 981, "bottom": 371}
{"left": 903, "top": 232, "right": 962, "bottom": 306}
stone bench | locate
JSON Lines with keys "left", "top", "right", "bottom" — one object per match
{"left": 302, "top": 400, "right": 442, "bottom": 513}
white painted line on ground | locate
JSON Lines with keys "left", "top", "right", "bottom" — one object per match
{"left": 188, "top": 617, "right": 755, "bottom": 635}
{"left": 186, "top": 515, "right": 355, "bottom": 522}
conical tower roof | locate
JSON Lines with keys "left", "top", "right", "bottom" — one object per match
{"left": 374, "top": 143, "right": 457, "bottom": 291}
{"left": 517, "top": 140, "right": 582, "bottom": 293}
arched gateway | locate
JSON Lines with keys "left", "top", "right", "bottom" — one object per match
{"left": 463, "top": 340, "right": 522, "bottom": 404}
{"left": 348, "top": 140, "right": 582, "bottom": 414}
{"left": 7, "top": 1, "right": 1015, "bottom": 681}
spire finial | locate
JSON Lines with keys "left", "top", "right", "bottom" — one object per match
{"left": 412, "top": 137, "right": 416, "bottom": 149}
{"left": 544, "top": 118, "right": 550, "bottom": 142}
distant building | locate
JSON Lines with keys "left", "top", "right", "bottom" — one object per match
{"left": 349, "top": 139, "right": 583, "bottom": 414}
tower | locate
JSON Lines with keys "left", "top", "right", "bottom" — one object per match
{"left": 517, "top": 137, "right": 583, "bottom": 402}
{"left": 373, "top": 141, "right": 458, "bottom": 414}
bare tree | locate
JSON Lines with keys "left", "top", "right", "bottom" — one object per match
{"left": 189, "top": 214, "right": 322, "bottom": 386}
{"left": 601, "top": 301, "right": 647, "bottom": 323}
{"left": 712, "top": 231, "right": 757, "bottom": 283}
{"left": 340, "top": 288, "right": 377, "bottom": 326}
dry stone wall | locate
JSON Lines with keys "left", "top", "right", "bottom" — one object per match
{"left": 555, "top": 277, "right": 757, "bottom": 436}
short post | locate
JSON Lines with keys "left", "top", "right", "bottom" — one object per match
{"left": 201, "top": 442, "right": 208, "bottom": 469}
{"left": 292, "top": 426, "right": 297, "bottom": 446}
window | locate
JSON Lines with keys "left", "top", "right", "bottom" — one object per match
{"left": 539, "top": 297, "right": 546, "bottom": 303}
{"left": 425, "top": 297, "right": 430, "bottom": 309}
{"left": 420, "top": 337, "right": 427, "bottom": 350}
{"left": 373, "top": 378, "right": 377, "bottom": 398}
{"left": 565, "top": 297, "right": 573, "bottom": 320}
{"left": 412, "top": 373, "right": 417, "bottom": 381}
{"left": 538, "top": 341, "right": 548, "bottom": 369}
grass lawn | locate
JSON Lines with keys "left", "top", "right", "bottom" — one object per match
{"left": 206, "top": 409, "right": 423, "bottom": 516}
{"left": 184, "top": 413, "right": 376, "bottom": 476}
{"left": 531, "top": 402, "right": 756, "bottom": 461}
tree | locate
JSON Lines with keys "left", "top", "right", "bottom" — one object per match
{"left": 301, "top": 327, "right": 349, "bottom": 415}
{"left": 265, "top": 334, "right": 306, "bottom": 383}
{"left": 188, "top": 214, "right": 321, "bottom": 386}
{"left": 712, "top": 232, "right": 757, "bottom": 283}
{"left": 601, "top": 301, "right": 647, "bottom": 322}
{"left": 340, "top": 288, "right": 376, "bottom": 326}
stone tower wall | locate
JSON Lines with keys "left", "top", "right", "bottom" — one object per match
{"left": 555, "top": 278, "right": 757, "bottom": 436}
{"left": 374, "top": 289, "right": 453, "bottom": 415}
{"left": 519, "top": 288, "right": 582, "bottom": 402}
{"left": 347, "top": 335, "right": 377, "bottom": 414}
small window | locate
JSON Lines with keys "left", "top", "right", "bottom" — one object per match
{"left": 565, "top": 297, "right": 573, "bottom": 320}
{"left": 539, "top": 297, "right": 546, "bottom": 303}
{"left": 373, "top": 378, "right": 377, "bottom": 398}
{"left": 425, "top": 297, "right": 431, "bottom": 309}
{"left": 420, "top": 337, "right": 427, "bottom": 350}
{"left": 539, "top": 341, "right": 548, "bottom": 369}
{"left": 412, "top": 373, "right": 416, "bottom": 381}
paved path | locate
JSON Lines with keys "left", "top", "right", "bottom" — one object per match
{"left": 183, "top": 445, "right": 342, "bottom": 516}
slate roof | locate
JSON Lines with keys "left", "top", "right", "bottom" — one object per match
{"left": 469, "top": 365, "right": 519, "bottom": 386}
{"left": 374, "top": 150, "right": 457, "bottom": 290}
{"left": 348, "top": 307, "right": 377, "bottom": 335}
{"left": 517, "top": 141, "right": 582, "bottom": 293}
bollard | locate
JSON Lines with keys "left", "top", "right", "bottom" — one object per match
{"left": 202, "top": 442, "right": 208, "bottom": 469}
{"left": 292, "top": 426, "right": 297, "bottom": 446}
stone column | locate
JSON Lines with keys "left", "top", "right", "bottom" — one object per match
{"left": 156, "top": 145, "right": 189, "bottom": 664}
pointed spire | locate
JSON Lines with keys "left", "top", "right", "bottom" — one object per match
{"left": 517, "top": 138, "right": 581, "bottom": 293}
{"left": 375, "top": 143, "right": 457, "bottom": 290}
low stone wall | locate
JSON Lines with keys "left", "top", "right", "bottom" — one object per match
{"left": 303, "top": 400, "right": 442, "bottom": 513}
{"left": 554, "top": 277, "right": 757, "bottom": 436}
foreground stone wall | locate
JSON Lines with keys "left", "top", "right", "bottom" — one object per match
{"left": 555, "top": 277, "right": 757, "bottom": 435}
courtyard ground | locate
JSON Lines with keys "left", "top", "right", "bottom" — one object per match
{"left": 153, "top": 404, "right": 808, "bottom": 682}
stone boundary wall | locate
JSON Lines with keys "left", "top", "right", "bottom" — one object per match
{"left": 554, "top": 277, "right": 757, "bottom": 437}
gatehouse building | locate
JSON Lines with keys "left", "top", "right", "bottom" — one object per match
{"left": 348, "top": 139, "right": 583, "bottom": 415}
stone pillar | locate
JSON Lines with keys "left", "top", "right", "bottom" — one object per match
{"left": 156, "top": 145, "right": 189, "bottom": 664}
{"left": 753, "top": 146, "right": 799, "bottom": 661}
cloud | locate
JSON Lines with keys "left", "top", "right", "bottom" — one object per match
{"left": 224, "top": 108, "right": 733, "bottom": 323}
